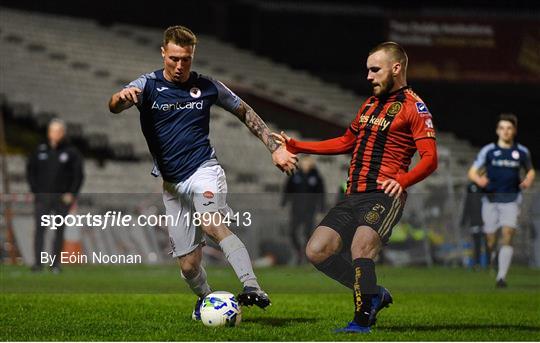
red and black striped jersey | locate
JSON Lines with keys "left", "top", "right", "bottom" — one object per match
{"left": 346, "top": 86, "right": 436, "bottom": 193}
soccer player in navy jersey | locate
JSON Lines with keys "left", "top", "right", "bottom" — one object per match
{"left": 468, "top": 113, "right": 535, "bottom": 288}
{"left": 274, "top": 42, "right": 438, "bottom": 333}
{"left": 108, "top": 26, "right": 298, "bottom": 319}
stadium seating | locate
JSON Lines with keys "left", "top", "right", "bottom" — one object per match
{"left": 2, "top": 7, "right": 537, "bottom": 263}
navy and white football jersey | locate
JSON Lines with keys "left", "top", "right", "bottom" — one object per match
{"left": 126, "top": 70, "right": 240, "bottom": 183}
{"left": 472, "top": 142, "right": 533, "bottom": 202}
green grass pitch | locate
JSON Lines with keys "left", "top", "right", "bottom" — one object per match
{"left": 1, "top": 264, "right": 539, "bottom": 341}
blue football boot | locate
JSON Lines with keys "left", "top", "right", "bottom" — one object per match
{"left": 369, "top": 286, "right": 393, "bottom": 326}
{"left": 191, "top": 297, "right": 203, "bottom": 321}
{"left": 335, "top": 321, "right": 371, "bottom": 333}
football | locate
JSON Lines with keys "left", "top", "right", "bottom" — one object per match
{"left": 200, "top": 291, "right": 242, "bottom": 327}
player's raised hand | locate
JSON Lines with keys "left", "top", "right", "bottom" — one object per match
{"left": 272, "top": 145, "right": 298, "bottom": 175}
{"left": 118, "top": 87, "right": 142, "bottom": 104}
{"left": 377, "top": 179, "right": 403, "bottom": 198}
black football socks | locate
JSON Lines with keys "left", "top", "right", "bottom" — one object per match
{"left": 352, "top": 258, "right": 377, "bottom": 326}
{"left": 314, "top": 254, "right": 354, "bottom": 289}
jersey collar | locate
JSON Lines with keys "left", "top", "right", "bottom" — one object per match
{"left": 377, "top": 85, "right": 409, "bottom": 102}
{"left": 158, "top": 69, "right": 197, "bottom": 88}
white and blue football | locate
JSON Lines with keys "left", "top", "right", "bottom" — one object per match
{"left": 200, "top": 291, "right": 242, "bottom": 327}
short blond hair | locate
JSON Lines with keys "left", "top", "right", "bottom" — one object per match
{"left": 163, "top": 25, "right": 197, "bottom": 47}
{"left": 369, "top": 41, "right": 408, "bottom": 73}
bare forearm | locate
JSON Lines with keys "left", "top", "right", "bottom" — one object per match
{"left": 524, "top": 169, "right": 536, "bottom": 184}
{"left": 109, "top": 93, "right": 129, "bottom": 113}
{"left": 234, "top": 101, "right": 280, "bottom": 152}
{"left": 109, "top": 87, "right": 140, "bottom": 114}
{"left": 468, "top": 167, "right": 480, "bottom": 183}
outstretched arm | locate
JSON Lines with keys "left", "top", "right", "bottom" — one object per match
{"left": 231, "top": 100, "right": 298, "bottom": 174}
{"left": 232, "top": 100, "right": 281, "bottom": 153}
{"left": 273, "top": 129, "right": 357, "bottom": 155}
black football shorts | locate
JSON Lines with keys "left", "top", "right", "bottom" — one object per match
{"left": 319, "top": 192, "right": 406, "bottom": 247}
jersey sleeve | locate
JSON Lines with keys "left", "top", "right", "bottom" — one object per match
{"left": 472, "top": 144, "right": 493, "bottom": 169}
{"left": 406, "top": 101, "right": 436, "bottom": 141}
{"left": 286, "top": 128, "right": 356, "bottom": 155}
{"left": 125, "top": 72, "right": 155, "bottom": 107}
{"left": 208, "top": 78, "right": 241, "bottom": 112}
{"left": 396, "top": 138, "right": 438, "bottom": 188}
{"left": 518, "top": 144, "right": 533, "bottom": 171}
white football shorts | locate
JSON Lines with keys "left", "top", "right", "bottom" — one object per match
{"left": 162, "top": 159, "right": 233, "bottom": 257}
{"left": 481, "top": 196, "right": 521, "bottom": 234}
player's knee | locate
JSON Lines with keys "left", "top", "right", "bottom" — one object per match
{"left": 501, "top": 235, "right": 513, "bottom": 246}
{"left": 305, "top": 241, "right": 332, "bottom": 264}
{"left": 351, "top": 243, "right": 377, "bottom": 259}
{"left": 179, "top": 260, "right": 199, "bottom": 279}
{"left": 178, "top": 255, "right": 200, "bottom": 279}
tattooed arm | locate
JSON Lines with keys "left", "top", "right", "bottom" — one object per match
{"left": 231, "top": 100, "right": 298, "bottom": 174}
{"left": 232, "top": 100, "right": 281, "bottom": 152}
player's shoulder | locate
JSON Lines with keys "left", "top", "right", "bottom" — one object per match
{"left": 404, "top": 87, "right": 424, "bottom": 102}
{"left": 516, "top": 143, "right": 531, "bottom": 155}
{"left": 192, "top": 72, "right": 221, "bottom": 91}
{"left": 145, "top": 70, "right": 158, "bottom": 79}
{"left": 194, "top": 72, "right": 216, "bottom": 85}
{"left": 403, "top": 88, "right": 429, "bottom": 110}
{"left": 480, "top": 142, "right": 497, "bottom": 154}
{"left": 473, "top": 143, "right": 495, "bottom": 164}
{"left": 398, "top": 88, "right": 432, "bottom": 119}
{"left": 137, "top": 70, "right": 159, "bottom": 82}
{"left": 126, "top": 70, "right": 158, "bottom": 91}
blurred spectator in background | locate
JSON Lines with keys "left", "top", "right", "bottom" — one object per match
{"left": 26, "top": 119, "right": 84, "bottom": 273}
{"left": 468, "top": 113, "right": 535, "bottom": 287}
{"left": 281, "top": 156, "right": 325, "bottom": 264}
{"left": 460, "top": 182, "right": 487, "bottom": 268}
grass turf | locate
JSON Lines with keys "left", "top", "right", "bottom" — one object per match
{"left": 1, "top": 264, "right": 539, "bottom": 341}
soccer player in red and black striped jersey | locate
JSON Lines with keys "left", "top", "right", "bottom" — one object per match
{"left": 274, "top": 42, "right": 438, "bottom": 333}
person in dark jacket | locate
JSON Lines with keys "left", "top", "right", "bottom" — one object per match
{"left": 460, "top": 182, "right": 487, "bottom": 268}
{"left": 281, "top": 156, "right": 325, "bottom": 264}
{"left": 26, "top": 119, "right": 84, "bottom": 272}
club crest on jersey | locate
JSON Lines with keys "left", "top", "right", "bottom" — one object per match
{"left": 512, "top": 150, "right": 520, "bottom": 160}
{"left": 203, "top": 191, "right": 214, "bottom": 199}
{"left": 415, "top": 102, "right": 429, "bottom": 115}
{"left": 386, "top": 101, "right": 402, "bottom": 116}
{"left": 190, "top": 87, "right": 201, "bottom": 98}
